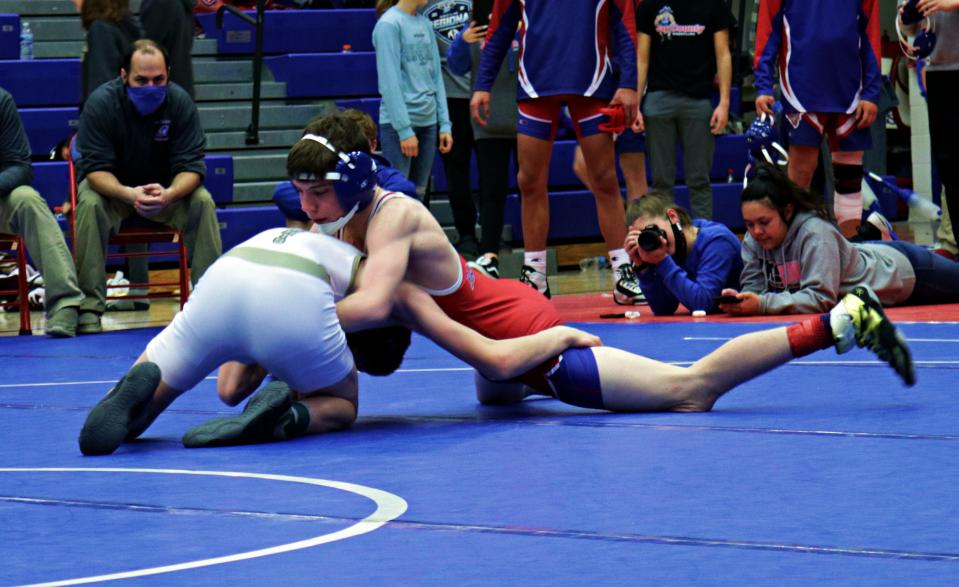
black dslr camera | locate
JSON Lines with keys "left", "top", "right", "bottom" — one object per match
{"left": 638, "top": 224, "right": 668, "bottom": 251}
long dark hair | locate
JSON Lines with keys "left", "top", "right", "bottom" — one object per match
{"left": 742, "top": 163, "right": 832, "bottom": 223}
{"left": 375, "top": 0, "right": 399, "bottom": 17}
{"left": 80, "top": 0, "right": 130, "bottom": 29}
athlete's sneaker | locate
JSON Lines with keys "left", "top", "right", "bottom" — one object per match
{"left": 830, "top": 286, "right": 915, "bottom": 386}
{"left": 519, "top": 265, "right": 551, "bottom": 299}
{"left": 468, "top": 255, "right": 500, "bottom": 279}
{"left": 182, "top": 381, "right": 293, "bottom": 448}
{"left": 79, "top": 362, "right": 161, "bottom": 456}
{"left": 613, "top": 263, "right": 645, "bottom": 305}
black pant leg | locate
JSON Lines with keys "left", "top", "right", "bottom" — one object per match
{"left": 927, "top": 70, "right": 959, "bottom": 248}
{"left": 475, "top": 138, "right": 515, "bottom": 255}
{"left": 442, "top": 99, "right": 477, "bottom": 239}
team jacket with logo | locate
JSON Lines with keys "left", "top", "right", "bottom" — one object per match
{"left": 476, "top": 0, "right": 637, "bottom": 101}
{"left": 754, "top": 0, "right": 881, "bottom": 113}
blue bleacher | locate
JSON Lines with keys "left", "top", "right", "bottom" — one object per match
{"left": 1, "top": 59, "right": 80, "bottom": 106}
{"left": 0, "top": 14, "right": 19, "bottom": 60}
{"left": 216, "top": 206, "right": 286, "bottom": 252}
{"left": 19, "top": 107, "right": 79, "bottom": 157}
{"left": 31, "top": 156, "right": 235, "bottom": 208}
{"left": 503, "top": 182, "right": 745, "bottom": 242}
{"left": 266, "top": 52, "right": 377, "bottom": 98}
{"left": 196, "top": 9, "right": 376, "bottom": 54}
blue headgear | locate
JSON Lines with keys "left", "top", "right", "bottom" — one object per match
{"left": 291, "top": 134, "right": 378, "bottom": 234}
{"left": 743, "top": 106, "right": 788, "bottom": 187}
{"left": 899, "top": 0, "right": 923, "bottom": 25}
{"left": 896, "top": 0, "right": 937, "bottom": 61}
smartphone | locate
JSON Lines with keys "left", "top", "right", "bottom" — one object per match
{"left": 714, "top": 295, "right": 742, "bottom": 305}
{"left": 473, "top": 0, "right": 494, "bottom": 27}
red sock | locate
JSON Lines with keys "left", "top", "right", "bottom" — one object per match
{"left": 786, "top": 314, "right": 833, "bottom": 358}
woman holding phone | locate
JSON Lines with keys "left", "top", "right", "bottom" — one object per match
{"left": 720, "top": 164, "right": 959, "bottom": 316}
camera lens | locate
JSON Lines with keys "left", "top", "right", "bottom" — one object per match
{"left": 638, "top": 225, "right": 666, "bottom": 252}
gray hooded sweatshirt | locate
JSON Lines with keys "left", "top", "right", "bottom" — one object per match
{"left": 740, "top": 211, "right": 915, "bottom": 314}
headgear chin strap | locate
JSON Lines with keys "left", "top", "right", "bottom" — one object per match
{"left": 293, "top": 133, "right": 378, "bottom": 231}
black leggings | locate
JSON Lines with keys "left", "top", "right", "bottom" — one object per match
{"left": 926, "top": 70, "right": 959, "bottom": 249}
{"left": 442, "top": 98, "right": 477, "bottom": 239}
{"left": 475, "top": 138, "right": 517, "bottom": 255}
{"left": 878, "top": 241, "right": 959, "bottom": 305}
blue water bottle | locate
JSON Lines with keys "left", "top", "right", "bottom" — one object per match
{"left": 20, "top": 21, "right": 33, "bottom": 60}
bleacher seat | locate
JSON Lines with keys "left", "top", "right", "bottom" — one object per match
{"left": 0, "top": 58, "right": 80, "bottom": 106}
{"left": 31, "top": 156, "right": 234, "bottom": 210}
{"left": 265, "top": 52, "right": 377, "bottom": 98}
{"left": 196, "top": 9, "right": 376, "bottom": 55}
{"left": 19, "top": 106, "right": 79, "bottom": 157}
{"left": 503, "top": 182, "right": 745, "bottom": 241}
{"left": 216, "top": 206, "right": 285, "bottom": 252}
{"left": 0, "top": 14, "right": 19, "bottom": 60}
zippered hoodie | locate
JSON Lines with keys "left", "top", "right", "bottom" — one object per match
{"left": 740, "top": 211, "right": 915, "bottom": 314}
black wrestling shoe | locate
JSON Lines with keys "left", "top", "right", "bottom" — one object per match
{"left": 519, "top": 265, "right": 551, "bottom": 298}
{"left": 468, "top": 255, "right": 500, "bottom": 279}
{"left": 830, "top": 286, "right": 916, "bottom": 386}
{"left": 79, "top": 362, "right": 161, "bottom": 456}
{"left": 182, "top": 381, "right": 293, "bottom": 448}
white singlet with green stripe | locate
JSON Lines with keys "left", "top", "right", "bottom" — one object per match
{"left": 145, "top": 228, "right": 362, "bottom": 392}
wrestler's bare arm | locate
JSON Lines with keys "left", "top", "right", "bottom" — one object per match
{"left": 335, "top": 204, "right": 416, "bottom": 330}
{"left": 392, "top": 283, "right": 601, "bottom": 380}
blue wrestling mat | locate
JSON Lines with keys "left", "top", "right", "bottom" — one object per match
{"left": 1, "top": 320, "right": 958, "bottom": 585}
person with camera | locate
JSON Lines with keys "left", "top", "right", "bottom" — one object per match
{"left": 624, "top": 192, "right": 742, "bottom": 315}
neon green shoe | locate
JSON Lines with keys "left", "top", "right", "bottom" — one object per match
{"left": 182, "top": 381, "right": 293, "bottom": 448}
{"left": 831, "top": 286, "right": 915, "bottom": 386}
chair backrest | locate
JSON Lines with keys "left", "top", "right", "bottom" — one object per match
{"left": 0, "top": 233, "right": 32, "bottom": 335}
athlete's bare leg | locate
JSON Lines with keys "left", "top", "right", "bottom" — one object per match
{"left": 579, "top": 133, "right": 628, "bottom": 250}
{"left": 787, "top": 145, "right": 820, "bottom": 190}
{"left": 595, "top": 327, "right": 793, "bottom": 412}
{"left": 516, "top": 134, "right": 556, "bottom": 251}
{"left": 619, "top": 152, "right": 649, "bottom": 204}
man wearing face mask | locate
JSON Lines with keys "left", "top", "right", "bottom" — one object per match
{"left": 74, "top": 39, "right": 221, "bottom": 334}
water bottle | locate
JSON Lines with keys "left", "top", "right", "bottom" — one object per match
{"left": 578, "top": 256, "right": 608, "bottom": 272}
{"left": 726, "top": 168, "right": 735, "bottom": 183}
{"left": 20, "top": 21, "right": 33, "bottom": 60}
{"left": 905, "top": 191, "right": 942, "bottom": 221}
{"left": 341, "top": 43, "right": 352, "bottom": 54}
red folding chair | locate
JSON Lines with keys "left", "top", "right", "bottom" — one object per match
{"left": 0, "top": 233, "right": 33, "bottom": 335}
{"left": 67, "top": 144, "right": 190, "bottom": 309}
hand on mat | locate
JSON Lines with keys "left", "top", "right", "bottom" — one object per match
{"left": 471, "top": 91, "right": 491, "bottom": 127}
{"left": 717, "top": 289, "right": 760, "bottom": 316}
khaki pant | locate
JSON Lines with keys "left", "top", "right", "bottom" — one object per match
{"left": 0, "top": 185, "right": 83, "bottom": 316}
{"left": 75, "top": 179, "right": 222, "bottom": 314}
{"left": 937, "top": 193, "right": 958, "bottom": 255}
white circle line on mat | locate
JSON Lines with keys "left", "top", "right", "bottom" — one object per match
{"left": 0, "top": 467, "right": 408, "bottom": 587}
